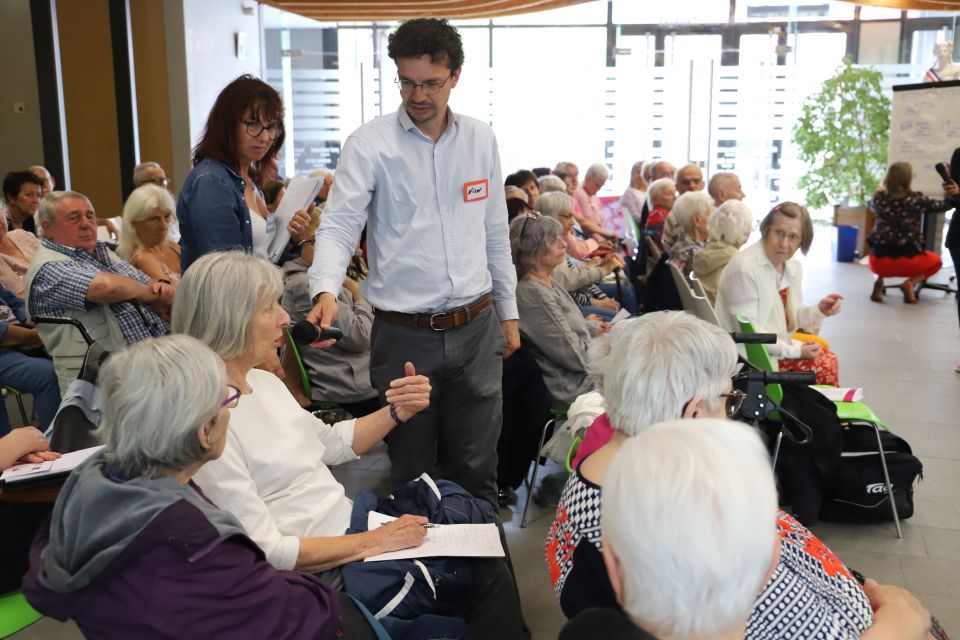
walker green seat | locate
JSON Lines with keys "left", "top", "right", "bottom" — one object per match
{"left": 0, "top": 591, "right": 42, "bottom": 636}
{"left": 736, "top": 316, "right": 887, "bottom": 429}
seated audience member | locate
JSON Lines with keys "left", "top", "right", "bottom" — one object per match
{"left": 0, "top": 282, "right": 61, "bottom": 435}
{"left": 132, "top": 161, "right": 169, "bottom": 188}
{"left": 708, "top": 171, "right": 745, "bottom": 205}
{"left": 561, "top": 419, "right": 933, "bottom": 640}
{"left": 648, "top": 160, "right": 676, "bottom": 182}
{"left": 693, "top": 199, "right": 753, "bottom": 305}
{"left": 716, "top": 202, "right": 842, "bottom": 385}
{"left": 665, "top": 190, "right": 713, "bottom": 276}
{"left": 309, "top": 168, "right": 334, "bottom": 209}
{"left": 572, "top": 163, "right": 618, "bottom": 241}
{"left": 538, "top": 174, "right": 566, "bottom": 195}
{"left": 644, "top": 178, "right": 675, "bottom": 248}
{"left": 0, "top": 207, "right": 39, "bottom": 296}
{"left": 22, "top": 335, "right": 374, "bottom": 639}
{"left": 0, "top": 426, "right": 59, "bottom": 593}
{"left": 28, "top": 165, "right": 55, "bottom": 197}
{"left": 282, "top": 212, "right": 380, "bottom": 418}
{"left": 511, "top": 214, "right": 599, "bottom": 408}
{"left": 619, "top": 161, "right": 648, "bottom": 224}
{"left": 506, "top": 194, "right": 532, "bottom": 221}
{"left": 537, "top": 192, "right": 624, "bottom": 319}
{"left": 173, "top": 252, "right": 525, "bottom": 638}
{"left": 263, "top": 179, "right": 287, "bottom": 213}
{"left": 563, "top": 418, "right": 778, "bottom": 640}
{"left": 26, "top": 191, "right": 172, "bottom": 394}
{"left": 548, "top": 312, "right": 933, "bottom": 640}
{"left": 675, "top": 163, "right": 704, "bottom": 194}
{"left": 505, "top": 169, "right": 541, "bottom": 208}
{"left": 3, "top": 171, "right": 44, "bottom": 234}
{"left": 117, "top": 184, "right": 182, "bottom": 284}
{"left": 868, "top": 161, "right": 959, "bottom": 303}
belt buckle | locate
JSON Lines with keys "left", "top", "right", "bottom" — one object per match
{"left": 429, "top": 312, "right": 445, "bottom": 331}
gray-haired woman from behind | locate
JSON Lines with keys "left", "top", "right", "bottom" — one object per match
{"left": 693, "top": 199, "right": 754, "bottom": 305}
{"left": 22, "top": 335, "right": 377, "bottom": 639}
{"left": 511, "top": 213, "right": 601, "bottom": 409}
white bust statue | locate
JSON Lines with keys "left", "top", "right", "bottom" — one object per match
{"left": 927, "top": 42, "right": 960, "bottom": 82}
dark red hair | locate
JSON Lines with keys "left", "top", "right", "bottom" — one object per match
{"left": 192, "top": 74, "right": 285, "bottom": 188}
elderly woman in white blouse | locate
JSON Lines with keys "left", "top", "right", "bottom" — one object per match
{"left": 715, "top": 202, "right": 843, "bottom": 385}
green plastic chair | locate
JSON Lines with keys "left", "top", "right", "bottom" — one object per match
{"left": 282, "top": 328, "right": 342, "bottom": 420}
{"left": 736, "top": 316, "right": 901, "bottom": 537}
{"left": 0, "top": 591, "right": 42, "bottom": 636}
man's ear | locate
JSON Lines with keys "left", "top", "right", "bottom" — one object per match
{"left": 683, "top": 396, "right": 705, "bottom": 419}
{"left": 601, "top": 538, "right": 625, "bottom": 606}
{"left": 449, "top": 67, "right": 462, "bottom": 88}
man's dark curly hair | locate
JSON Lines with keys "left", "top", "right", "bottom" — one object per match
{"left": 387, "top": 18, "right": 464, "bottom": 71}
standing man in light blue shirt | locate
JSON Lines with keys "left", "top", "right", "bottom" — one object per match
{"left": 307, "top": 18, "right": 519, "bottom": 506}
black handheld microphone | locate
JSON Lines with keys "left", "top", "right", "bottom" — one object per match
{"left": 290, "top": 321, "right": 343, "bottom": 345}
{"left": 935, "top": 162, "right": 952, "bottom": 183}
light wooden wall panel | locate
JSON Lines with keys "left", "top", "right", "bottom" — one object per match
{"left": 131, "top": 0, "right": 174, "bottom": 188}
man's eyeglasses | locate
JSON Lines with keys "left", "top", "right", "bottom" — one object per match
{"left": 395, "top": 74, "right": 453, "bottom": 96}
{"left": 721, "top": 389, "right": 747, "bottom": 418}
{"left": 222, "top": 385, "right": 242, "bottom": 409}
{"left": 242, "top": 120, "right": 283, "bottom": 140}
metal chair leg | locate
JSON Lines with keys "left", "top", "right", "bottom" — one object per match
{"left": 520, "top": 417, "right": 556, "bottom": 529}
{"left": 14, "top": 393, "right": 28, "bottom": 427}
{"left": 871, "top": 422, "right": 903, "bottom": 539}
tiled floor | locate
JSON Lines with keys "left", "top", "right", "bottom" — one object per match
{"left": 10, "top": 230, "right": 960, "bottom": 639}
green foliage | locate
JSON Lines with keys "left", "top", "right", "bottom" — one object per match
{"left": 792, "top": 56, "right": 891, "bottom": 208}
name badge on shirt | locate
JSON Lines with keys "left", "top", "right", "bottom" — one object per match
{"left": 265, "top": 212, "right": 277, "bottom": 237}
{"left": 463, "top": 179, "right": 489, "bottom": 203}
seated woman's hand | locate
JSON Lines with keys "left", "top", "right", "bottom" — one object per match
{"left": 600, "top": 253, "right": 625, "bottom": 275}
{"left": 800, "top": 342, "right": 822, "bottom": 361}
{"left": 818, "top": 293, "right": 843, "bottom": 316}
{"left": 385, "top": 362, "right": 431, "bottom": 422}
{"left": 287, "top": 209, "right": 313, "bottom": 243}
{"left": 943, "top": 180, "right": 959, "bottom": 198}
{"left": 371, "top": 514, "right": 429, "bottom": 554}
{"left": 862, "top": 579, "right": 931, "bottom": 640}
{"left": 7, "top": 427, "right": 61, "bottom": 465}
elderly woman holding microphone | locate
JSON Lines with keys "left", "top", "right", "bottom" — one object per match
{"left": 23, "top": 335, "right": 378, "bottom": 638}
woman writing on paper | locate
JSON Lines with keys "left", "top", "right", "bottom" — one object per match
{"left": 177, "top": 75, "right": 313, "bottom": 271}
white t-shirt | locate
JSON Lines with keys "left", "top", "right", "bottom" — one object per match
{"left": 192, "top": 368, "right": 358, "bottom": 570}
{"left": 249, "top": 207, "right": 276, "bottom": 260}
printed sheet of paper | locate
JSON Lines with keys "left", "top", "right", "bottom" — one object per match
{"left": 1, "top": 445, "right": 105, "bottom": 483}
{"left": 266, "top": 175, "right": 323, "bottom": 261}
{"left": 363, "top": 511, "right": 505, "bottom": 562}
{"left": 610, "top": 308, "right": 631, "bottom": 324}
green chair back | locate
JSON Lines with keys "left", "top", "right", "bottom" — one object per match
{"left": 284, "top": 328, "right": 312, "bottom": 399}
{"left": 0, "top": 591, "right": 42, "bottom": 636}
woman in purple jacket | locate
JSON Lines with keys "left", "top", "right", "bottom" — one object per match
{"left": 22, "top": 335, "right": 376, "bottom": 639}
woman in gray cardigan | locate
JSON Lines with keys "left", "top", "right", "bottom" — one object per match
{"left": 511, "top": 213, "right": 598, "bottom": 409}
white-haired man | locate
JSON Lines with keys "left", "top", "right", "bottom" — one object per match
{"left": 648, "top": 160, "right": 676, "bottom": 182}
{"left": 708, "top": 171, "right": 745, "bottom": 205}
{"left": 572, "top": 162, "right": 617, "bottom": 241}
{"left": 675, "top": 163, "right": 704, "bottom": 194}
{"left": 26, "top": 191, "right": 172, "bottom": 394}
{"left": 132, "top": 161, "right": 169, "bottom": 188}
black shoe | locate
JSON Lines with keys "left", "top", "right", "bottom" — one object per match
{"left": 497, "top": 489, "right": 518, "bottom": 508}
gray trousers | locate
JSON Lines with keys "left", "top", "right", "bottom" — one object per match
{"left": 370, "top": 307, "right": 504, "bottom": 506}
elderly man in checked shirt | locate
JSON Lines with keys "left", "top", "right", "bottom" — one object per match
{"left": 26, "top": 191, "right": 171, "bottom": 394}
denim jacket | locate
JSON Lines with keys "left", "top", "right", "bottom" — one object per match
{"left": 0, "top": 283, "right": 26, "bottom": 343}
{"left": 177, "top": 157, "right": 252, "bottom": 271}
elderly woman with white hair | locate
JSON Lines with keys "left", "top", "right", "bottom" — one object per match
{"left": 546, "top": 311, "right": 935, "bottom": 640}
{"left": 643, "top": 177, "right": 676, "bottom": 248}
{"left": 619, "top": 161, "right": 648, "bottom": 224}
{"left": 715, "top": 202, "right": 843, "bottom": 386}
{"left": 665, "top": 190, "right": 713, "bottom": 277}
{"left": 117, "top": 184, "right": 181, "bottom": 283}
{"left": 693, "top": 199, "right": 754, "bottom": 305}
{"left": 22, "top": 335, "right": 377, "bottom": 638}
{"left": 536, "top": 192, "right": 632, "bottom": 318}
{"left": 511, "top": 213, "right": 600, "bottom": 409}
{"left": 174, "top": 251, "right": 526, "bottom": 638}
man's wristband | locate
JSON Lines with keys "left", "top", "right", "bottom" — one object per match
{"left": 389, "top": 403, "right": 405, "bottom": 424}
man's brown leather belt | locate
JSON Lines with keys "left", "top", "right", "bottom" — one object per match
{"left": 375, "top": 293, "right": 492, "bottom": 331}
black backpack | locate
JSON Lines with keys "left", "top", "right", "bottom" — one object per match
{"left": 819, "top": 424, "right": 923, "bottom": 523}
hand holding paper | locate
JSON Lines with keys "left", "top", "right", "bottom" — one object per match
{"left": 364, "top": 512, "right": 506, "bottom": 562}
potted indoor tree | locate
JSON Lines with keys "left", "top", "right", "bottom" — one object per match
{"left": 792, "top": 56, "right": 891, "bottom": 257}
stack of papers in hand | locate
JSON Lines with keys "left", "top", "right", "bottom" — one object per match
{"left": 364, "top": 511, "right": 506, "bottom": 562}
{"left": 1, "top": 445, "right": 104, "bottom": 484}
